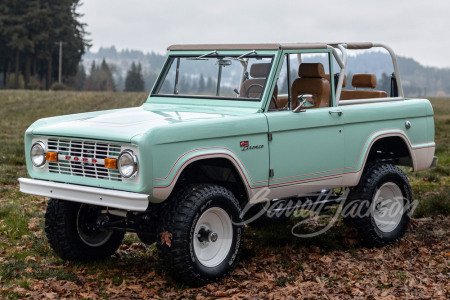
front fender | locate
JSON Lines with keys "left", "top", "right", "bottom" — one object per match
{"left": 151, "top": 147, "right": 262, "bottom": 201}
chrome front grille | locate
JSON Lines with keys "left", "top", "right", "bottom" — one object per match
{"left": 47, "top": 138, "right": 122, "bottom": 181}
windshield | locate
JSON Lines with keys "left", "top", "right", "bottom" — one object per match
{"left": 153, "top": 54, "right": 274, "bottom": 101}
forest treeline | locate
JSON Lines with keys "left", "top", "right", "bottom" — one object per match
{"left": 82, "top": 47, "right": 450, "bottom": 97}
{"left": 50, "top": 48, "right": 450, "bottom": 96}
{"left": 73, "top": 60, "right": 147, "bottom": 92}
{"left": 0, "top": 0, "right": 89, "bottom": 90}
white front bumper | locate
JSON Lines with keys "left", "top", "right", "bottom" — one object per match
{"left": 19, "top": 178, "right": 149, "bottom": 211}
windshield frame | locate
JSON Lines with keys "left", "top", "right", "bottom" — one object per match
{"left": 150, "top": 51, "right": 276, "bottom": 102}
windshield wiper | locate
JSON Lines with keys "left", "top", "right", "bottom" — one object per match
{"left": 187, "top": 50, "right": 218, "bottom": 60}
{"left": 224, "top": 50, "right": 257, "bottom": 62}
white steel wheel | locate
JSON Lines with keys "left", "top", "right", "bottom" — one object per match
{"left": 193, "top": 207, "right": 233, "bottom": 268}
{"left": 371, "top": 182, "right": 404, "bottom": 233}
{"left": 76, "top": 205, "right": 113, "bottom": 247}
{"left": 157, "top": 184, "right": 244, "bottom": 286}
{"left": 343, "top": 163, "right": 412, "bottom": 247}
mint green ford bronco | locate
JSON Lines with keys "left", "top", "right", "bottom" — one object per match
{"left": 19, "top": 42, "right": 437, "bottom": 285}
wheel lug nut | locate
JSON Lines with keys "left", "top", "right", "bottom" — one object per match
{"left": 209, "top": 232, "right": 218, "bottom": 242}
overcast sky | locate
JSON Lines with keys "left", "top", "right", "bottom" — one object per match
{"left": 79, "top": 0, "right": 450, "bottom": 68}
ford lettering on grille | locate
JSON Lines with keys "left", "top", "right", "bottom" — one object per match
{"left": 59, "top": 155, "right": 102, "bottom": 164}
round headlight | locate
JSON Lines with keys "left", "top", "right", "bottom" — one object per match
{"left": 118, "top": 150, "right": 138, "bottom": 178}
{"left": 31, "top": 141, "right": 46, "bottom": 167}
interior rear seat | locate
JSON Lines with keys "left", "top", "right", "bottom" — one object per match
{"left": 340, "top": 74, "right": 387, "bottom": 100}
{"left": 324, "top": 74, "right": 347, "bottom": 88}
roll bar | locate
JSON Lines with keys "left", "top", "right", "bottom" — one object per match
{"left": 328, "top": 43, "right": 404, "bottom": 105}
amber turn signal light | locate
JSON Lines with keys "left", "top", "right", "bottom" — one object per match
{"left": 104, "top": 158, "right": 117, "bottom": 169}
{"left": 46, "top": 152, "right": 58, "bottom": 162}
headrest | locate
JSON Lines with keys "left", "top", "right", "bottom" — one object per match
{"left": 298, "top": 63, "right": 325, "bottom": 78}
{"left": 250, "top": 63, "right": 271, "bottom": 78}
{"left": 324, "top": 74, "right": 347, "bottom": 87}
{"left": 352, "top": 74, "right": 376, "bottom": 88}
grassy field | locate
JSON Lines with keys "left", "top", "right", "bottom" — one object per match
{"left": 0, "top": 90, "right": 448, "bottom": 298}
{"left": 404, "top": 98, "right": 450, "bottom": 216}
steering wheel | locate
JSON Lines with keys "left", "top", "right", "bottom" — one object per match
{"left": 245, "top": 84, "right": 264, "bottom": 98}
{"left": 246, "top": 83, "right": 278, "bottom": 109}
{"left": 270, "top": 95, "right": 278, "bottom": 109}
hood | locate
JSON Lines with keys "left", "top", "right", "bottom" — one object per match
{"left": 31, "top": 104, "right": 256, "bottom": 142}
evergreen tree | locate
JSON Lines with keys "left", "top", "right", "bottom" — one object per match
{"left": 206, "top": 76, "right": 216, "bottom": 93}
{"left": 74, "top": 64, "right": 86, "bottom": 91}
{"left": 85, "top": 59, "right": 115, "bottom": 91}
{"left": 143, "top": 70, "right": 158, "bottom": 91}
{"left": 115, "top": 74, "right": 125, "bottom": 92}
{"left": 191, "top": 80, "right": 198, "bottom": 93}
{"left": 378, "top": 73, "right": 391, "bottom": 94}
{"left": 135, "top": 63, "right": 144, "bottom": 90}
{"left": 90, "top": 61, "right": 96, "bottom": 74}
{"left": 178, "top": 75, "right": 190, "bottom": 93}
{"left": 198, "top": 74, "right": 205, "bottom": 93}
{"left": 0, "top": 0, "right": 89, "bottom": 89}
{"left": 125, "top": 62, "right": 145, "bottom": 92}
{"left": 100, "top": 59, "right": 115, "bottom": 91}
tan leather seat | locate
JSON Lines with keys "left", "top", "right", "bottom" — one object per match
{"left": 324, "top": 74, "right": 347, "bottom": 87}
{"left": 291, "top": 63, "right": 330, "bottom": 109}
{"left": 340, "top": 74, "right": 387, "bottom": 100}
{"left": 240, "top": 63, "right": 276, "bottom": 99}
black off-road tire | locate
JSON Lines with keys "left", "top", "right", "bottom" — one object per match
{"left": 45, "top": 199, "right": 125, "bottom": 261}
{"left": 343, "top": 163, "right": 413, "bottom": 247}
{"left": 136, "top": 205, "right": 163, "bottom": 245}
{"left": 136, "top": 232, "right": 157, "bottom": 245}
{"left": 157, "top": 184, "right": 244, "bottom": 286}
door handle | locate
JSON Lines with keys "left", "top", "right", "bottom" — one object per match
{"left": 329, "top": 110, "right": 343, "bottom": 116}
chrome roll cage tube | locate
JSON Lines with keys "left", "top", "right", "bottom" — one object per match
{"left": 373, "top": 43, "right": 404, "bottom": 99}
{"left": 327, "top": 45, "right": 347, "bottom": 104}
{"left": 327, "top": 43, "right": 404, "bottom": 106}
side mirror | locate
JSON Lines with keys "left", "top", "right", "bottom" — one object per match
{"left": 293, "top": 94, "right": 312, "bottom": 113}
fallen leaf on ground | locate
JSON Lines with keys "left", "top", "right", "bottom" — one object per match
{"left": 160, "top": 231, "right": 173, "bottom": 247}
